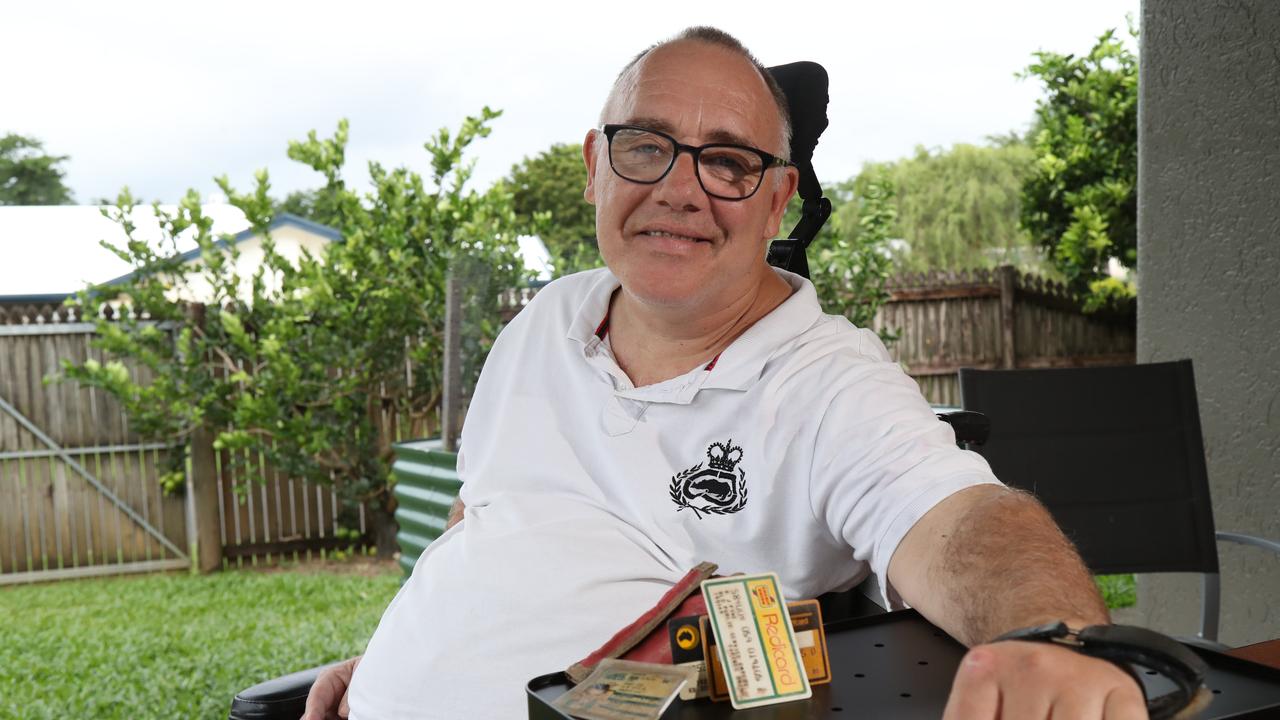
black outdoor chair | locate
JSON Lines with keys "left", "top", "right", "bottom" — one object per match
{"left": 958, "top": 360, "right": 1280, "bottom": 649}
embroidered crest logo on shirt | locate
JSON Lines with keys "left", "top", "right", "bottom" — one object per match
{"left": 670, "top": 440, "right": 748, "bottom": 517}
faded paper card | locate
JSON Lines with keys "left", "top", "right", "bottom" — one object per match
{"left": 552, "top": 659, "right": 692, "bottom": 720}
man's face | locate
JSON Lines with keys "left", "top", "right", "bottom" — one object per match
{"left": 584, "top": 41, "right": 799, "bottom": 312}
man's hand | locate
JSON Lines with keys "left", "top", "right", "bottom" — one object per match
{"left": 943, "top": 641, "right": 1147, "bottom": 719}
{"left": 301, "top": 655, "right": 361, "bottom": 720}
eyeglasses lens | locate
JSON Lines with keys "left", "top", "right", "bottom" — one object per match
{"left": 609, "top": 129, "right": 764, "bottom": 199}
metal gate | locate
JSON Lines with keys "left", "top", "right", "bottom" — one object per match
{"left": 0, "top": 318, "right": 189, "bottom": 584}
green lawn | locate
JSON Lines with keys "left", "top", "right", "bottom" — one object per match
{"left": 0, "top": 561, "right": 1135, "bottom": 719}
{"left": 0, "top": 562, "right": 401, "bottom": 720}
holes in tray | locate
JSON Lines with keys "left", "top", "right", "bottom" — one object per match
{"left": 900, "top": 692, "right": 912, "bottom": 698}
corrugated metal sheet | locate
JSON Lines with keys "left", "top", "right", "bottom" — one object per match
{"left": 391, "top": 439, "right": 460, "bottom": 578}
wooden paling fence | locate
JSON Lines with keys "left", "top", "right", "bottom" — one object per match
{"left": 871, "top": 266, "right": 1135, "bottom": 405}
{"left": 0, "top": 303, "right": 367, "bottom": 583}
{"left": 208, "top": 444, "right": 354, "bottom": 567}
{"left": 0, "top": 304, "right": 191, "bottom": 584}
{"left": 201, "top": 398, "right": 431, "bottom": 568}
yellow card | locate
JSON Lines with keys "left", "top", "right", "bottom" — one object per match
{"left": 700, "top": 573, "right": 812, "bottom": 709}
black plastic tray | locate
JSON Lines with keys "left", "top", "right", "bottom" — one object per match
{"left": 527, "top": 610, "right": 1280, "bottom": 719}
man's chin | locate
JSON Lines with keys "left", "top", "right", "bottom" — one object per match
{"left": 621, "top": 276, "right": 709, "bottom": 311}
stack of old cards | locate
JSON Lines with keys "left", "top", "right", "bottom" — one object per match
{"left": 552, "top": 659, "right": 694, "bottom": 720}
{"left": 668, "top": 589, "right": 831, "bottom": 704}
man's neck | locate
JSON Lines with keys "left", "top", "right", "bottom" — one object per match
{"left": 606, "top": 270, "right": 793, "bottom": 388}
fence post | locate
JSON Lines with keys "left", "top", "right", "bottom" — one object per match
{"left": 184, "top": 303, "right": 223, "bottom": 573}
{"left": 441, "top": 268, "right": 463, "bottom": 452}
{"left": 188, "top": 425, "right": 222, "bottom": 572}
{"left": 998, "top": 265, "right": 1017, "bottom": 369}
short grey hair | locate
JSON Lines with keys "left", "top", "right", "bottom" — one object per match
{"left": 601, "top": 26, "right": 792, "bottom": 162}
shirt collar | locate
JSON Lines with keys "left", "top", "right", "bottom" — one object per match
{"left": 697, "top": 269, "right": 822, "bottom": 391}
{"left": 565, "top": 267, "right": 823, "bottom": 397}
{"left": 566, "top": 268, "right": 624, "bottom": 347}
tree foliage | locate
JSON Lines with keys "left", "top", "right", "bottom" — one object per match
{"left": 1020, "top": 26, "right": 1138, "bottom": 310}
{"left": 59, "top": 111, "right": 528, "bottom": 553}
{"left": 787, "top": 137, "right": 1053, "bottom": 333}
{"left": 782, "top": 177, "right": 897, "bottom": 341}
{"left": 0, "top": 133, "right": 75, "bottom": 205}
{"left": 503, "top": 142, "right": 603, "bottom": 276}
{"left": 863, "top": 141, "right": 1053, "bottom": 276}
{"left": 272, "top": 186, "right": 343, "bottom": 227}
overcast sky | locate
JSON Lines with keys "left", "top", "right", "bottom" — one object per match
{"left": 8, "top": 0, "right": 1139, "bottom": 206}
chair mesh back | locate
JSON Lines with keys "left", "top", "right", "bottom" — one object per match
{"left": 959, "top": 361, "right": 1218, "bottom": 575}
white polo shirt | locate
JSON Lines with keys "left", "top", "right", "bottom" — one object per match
{"left": 348, "top": 267, "right": 1000, "bottom": 719}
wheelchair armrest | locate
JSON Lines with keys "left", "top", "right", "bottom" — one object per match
{"left": 937, "top": 410, "right": 990, "bottom": 446}
{"left": 1174, "top": 634, "right": 1233, "bottom": 653}
{"left": 228, "top": 663, "right": 335, "bottom": 720}
{"left": 1216, "top": 531, "right": 1280, "bottom": 555}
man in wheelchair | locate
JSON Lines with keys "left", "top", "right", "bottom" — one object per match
{"left": 305, "top": 27, "right": 1146, "bottom": 720}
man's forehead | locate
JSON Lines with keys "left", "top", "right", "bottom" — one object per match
{"left": 605, "top": 42, "right": 779, "bottom": 148}
{"left": 618, "top": 115, "right": 759, "bottom": 149}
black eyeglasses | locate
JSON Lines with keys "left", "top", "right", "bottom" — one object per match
{"left": 600, "top": 124, "right": 791, "bottom": 201}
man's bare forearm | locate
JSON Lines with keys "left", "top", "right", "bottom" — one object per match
{"left": 929, "top": 488, "right": 1108, "bottom": 646}
{"left": 445, "top": 497, "right": 465, "bottom": 529}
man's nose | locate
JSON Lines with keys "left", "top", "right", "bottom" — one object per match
{"left": 652, "top": 152, "right": 707, "bottom": 209}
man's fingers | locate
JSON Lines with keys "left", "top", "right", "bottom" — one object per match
{"left": 337, "top": 656, "right": 360, "bottom": 718}
{"left": 1048, "top": 684, "right": 1106, "bottom": 720}
{"left": 942, "top": 647, "right": 1001, "bottom": 720}
{"left": 943, "top": 642, "right": 1152, "bottom": 720}
{"left": 301, "top": 657, "right": 360, "bottom": 720}
{"left": 1102, "top": 683, "right": 1149, "bottom": 720}
{"left": 301, "top": 672, "right": 341, "bottom": 720}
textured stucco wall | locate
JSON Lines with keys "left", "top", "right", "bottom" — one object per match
{"left": 1136, "top": 0, "right": 1280, "bottom": 645}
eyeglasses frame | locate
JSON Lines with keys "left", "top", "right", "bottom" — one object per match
{"left": 599, "top": 124, "right": 793, "bottom": 201}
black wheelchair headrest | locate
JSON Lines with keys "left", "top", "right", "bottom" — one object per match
{"left": 767, "top": 61, "right": 829, "bottom": 202}
{"left": 765, "top": 61, "right": 831, "bottom": 279}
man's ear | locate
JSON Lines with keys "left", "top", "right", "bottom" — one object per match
{"left": 583, "top": 129, "right": 601, "bottom": 205}
{"left": 763, "top": 166, "right": 800, "bottom": 239}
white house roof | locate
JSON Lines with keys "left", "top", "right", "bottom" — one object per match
{"left": 0, "top": 204, "right": 253, "bottom": 298}
{"left": 0, "top": 206, "right": 551, "bottom": 300}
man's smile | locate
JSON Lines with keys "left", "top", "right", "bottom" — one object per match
{"left": 634, "top": 227, "right": 716, "bottom": 256}
{"left": 634, "top": 224, "right": 716, "bottom": 250}
{"left": 640, "top": 230, "right": 708, "bottom": 242}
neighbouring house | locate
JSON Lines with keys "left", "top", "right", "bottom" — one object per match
{"left": 0, "top": 205, "right": 551, "bottom": 316}
{"left": 0, "top": 205, "right": 334, "bottom": 313}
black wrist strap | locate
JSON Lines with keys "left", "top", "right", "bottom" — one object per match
{"left": 994, "top": 621, "right": 1212, "bottom": 720}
